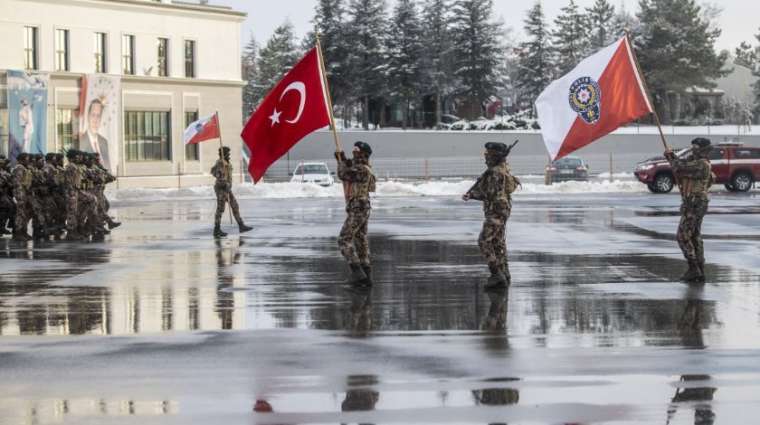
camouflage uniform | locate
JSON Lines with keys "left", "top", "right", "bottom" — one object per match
{"left": 63, "top": 156, "right": 96, "bottom": 239}
{"left": 467, "top": 160, "right": 519, "bottom": 284}
{"left": 0, "top": 160, "right": 16, "bottom": 235}
{"left": 667, "top": 142, "right": 712, "bottom": 282}
{"left": 211, "top": 159, "right": 244, "bottom": 227}
{"left": 12, "top": 160, "right": 33, "bottom": 239}
{"left": 30, "top": 160, "right": 50, "bottom": 237}
{"left": 77, "top": 162, "right": 100, "bottom": 237}
{"left": 44, "top": 159, "right": 67, "bottom": 232}
{"left": 337, "top": 154, "right": 376, "bottom": 268}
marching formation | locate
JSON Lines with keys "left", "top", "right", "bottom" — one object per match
{"left": 0, "top": 150, "right": 120, "bottom": 242}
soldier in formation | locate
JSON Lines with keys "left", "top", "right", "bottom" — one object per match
{"left": 0, "top": 150, "right": 119, "bottom": 242}
{"left": 336, "top": 141, "right": 377, "bottom": 286}
{"left": 211, "top": 146, "right": 253, "bottom": 238}
{"left": 665, "top": 138, "right": 714, "bottom": 284}
{"left": 463, "top": 142, "right": 520, "bottom": 289}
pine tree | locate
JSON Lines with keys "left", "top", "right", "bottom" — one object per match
{"left": 586, "top": 0, "right": 616, "bottom": 50}
{"left": 515, "top": 1, "right": 553, "bottom": 115}
{"left": 611, "top": 1, "right": 638, "bottom": 38}
{"left": 256, "top": 21, "right": 302, "bottom": 102}
{"left": 635, "top": 0, "right": 728, "bottom": 123}
{"left": 310, "top": 0, "right": 351, "bottom": 108}
{"left": 345, "top": 0, "right": 388, "bottom": 129}
{"left": 552, "top": 0, "right": 588, "bottom": 75}
{"left": 386, "top": 0, "right": 424, "bottom": 128}
{"left": 420, "top": 0, "right": 456, "bottom": 125}
{"left": 450, "top": 0, "right": 504, "bottom": 119}
{"left": 736, "top": 32, "right": 760, "bottom": 123}
{"left": 241, "top": 33, "right": 259, "bottom": 122}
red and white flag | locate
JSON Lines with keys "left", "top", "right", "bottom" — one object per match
{"left": 241, "top": 48, "right": 331, "bottom": 183}
{"left": 183, "top": 113, "right": 220, "bottom": 145}
{"left": 536, "top": 36, "right": 653, "bottom": 160}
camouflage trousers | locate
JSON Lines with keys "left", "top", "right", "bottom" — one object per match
{"left": 0, "top": 195, "right": 16, "bottom": 232}
{"left": 65, "top": 190, "right": 97, "bottom": 235}
{"left": 677, "top": 196, "right": 708, "bottom": 263}
{"left": 13, "top": 191, "right": 31, "bottom": 235}
{"left": 478, "top": 211, "right": 510, "bottom": 272}
{"left": 214, "top": 185, "right": 243, "bottom": 227}
{"left": 338, "top": 206, "right": 371, "bottom": 265}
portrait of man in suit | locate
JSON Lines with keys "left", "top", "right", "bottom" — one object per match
{"left": 80, "top": 99, "right": 110, "bottom": 169}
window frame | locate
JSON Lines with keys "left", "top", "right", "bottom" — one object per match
{"left": 184, "top": 39, "right": 196, "bottom": 78}
{"left": 122, "top": 34, "right": 135, "bottom": 75}
{"left": 184, "top": 110, "right": 200, "bottom": 161}
{"left": 94, "top": 32, "right": 108, "bottom": 73}
{"left": 55, "top": 28, "right": 70, "bottom": 72}
{"left": 24, "top": 26, "right": 39, "bottom": 71}
{"left": 157, "top": 37, "right": 170, "bottom": 77}
{"left": 124, "top": 110, "right": 173, "bottom": 162}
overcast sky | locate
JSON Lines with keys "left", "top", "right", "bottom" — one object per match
{"left": 218, "top": 0, "right": 758, "bottom": 52}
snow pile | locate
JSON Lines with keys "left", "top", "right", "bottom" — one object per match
{"left": 109, "top": 178, "right": 646, "bottom": 203}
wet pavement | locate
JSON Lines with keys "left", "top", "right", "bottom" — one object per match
{"left": 1, "top": 190, "right": 760, "bottom": 424}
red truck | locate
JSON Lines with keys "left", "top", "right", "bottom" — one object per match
{"left": 634, "top": 143, "right": 760, "bottom": 193}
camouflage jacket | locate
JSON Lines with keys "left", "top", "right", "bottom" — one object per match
{"left": 211, "top": 159, "right": 232, "bottom": 188}
{"left": 32, "top": 166, "right": 49, "bottom": 196}
{"left": 64, "top": 163, "right": 83, "bottom": 192}
{"left": 338, "top": 159, "right": 376, "bottom": 209}
{"left": 0, "top": 169, "right": 13, "bottom": 196}
{"left": 668, "top": 156, "right": 712, "bottom": 200}
{"left": 12, "top": 164, "right": 33, "bottom": 194}
{"left": 468, "top": 162, "right": 519, "bottom": 216}
{"left": 43, "top": 164, "right": 64, "bottom": 193}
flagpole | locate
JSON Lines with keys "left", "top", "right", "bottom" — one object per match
{"left": 625, "top": 31, "right": 670, "bottom": 151}
{"left": 315, "top": 32, "right": 350, "bottom": 200}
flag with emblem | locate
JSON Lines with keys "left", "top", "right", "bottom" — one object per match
{"left": 241, "top": 47, "right": 331, "bottom": 183}
{"left": 183, "top": 112, "right": 221, "bottom": 145}
{"left": 536, "top": 36, "right": 653, "bottom": 161}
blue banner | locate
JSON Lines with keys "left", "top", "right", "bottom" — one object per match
{"left": 7, "top": 70, "right": 49, "bottom": 160}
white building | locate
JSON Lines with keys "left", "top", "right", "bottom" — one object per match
{"left": 0, "top": 0, "right": 246, "bottom": 187}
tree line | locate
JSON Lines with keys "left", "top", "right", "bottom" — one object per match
{"left": 243, "top": 0, "right": 752, "bottom": 129}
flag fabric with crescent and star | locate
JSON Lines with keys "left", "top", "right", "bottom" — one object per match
{"left": 241, "top": 47, "right": 331, "bottom": 183}
{"left": 536, "top": 36, "right": 653, "bottom": 161}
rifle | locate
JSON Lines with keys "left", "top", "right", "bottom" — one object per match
{"left": 464, "top": 140, "right": 520, "bottom": 198}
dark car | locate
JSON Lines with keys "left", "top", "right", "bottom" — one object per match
{"left": 634, "top": 143, "right": 760, "bottom": 193}
{"left": 546, "top": 156, "right": 590, "bottom": 183}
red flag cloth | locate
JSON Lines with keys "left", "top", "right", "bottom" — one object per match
{"left": 241, "top": 48, "right": 331, "bottom": 182}
{"left": 536, "top": 37, "right": 653, "bottom": 160}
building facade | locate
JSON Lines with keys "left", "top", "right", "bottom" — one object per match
{"left": 0, "top": 0, "right": 246, "bottom": 188}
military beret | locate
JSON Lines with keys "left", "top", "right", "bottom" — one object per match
{"left": 485, "top": 142, "right": 508, "bottom": 155}
{"left": 354, "top": 141, "right": 372, "bottom": 156}
{"left": 691, "top": 138, "right": 711, "bottom": 148}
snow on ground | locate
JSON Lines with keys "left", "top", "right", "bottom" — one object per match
{"left": 109, "top": 178, "right": 648, "bottom": 203}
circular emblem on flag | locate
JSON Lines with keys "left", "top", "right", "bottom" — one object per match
{"left": 569, "top": 77, "right": 601, "bottom": 125}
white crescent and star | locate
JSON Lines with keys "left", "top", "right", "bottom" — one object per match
{"left": 269, "top": 81, "right": 306, "bottom": 127}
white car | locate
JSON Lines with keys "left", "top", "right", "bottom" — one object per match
{"left": 290, "top": 162, "right": 334, "bottom": 186}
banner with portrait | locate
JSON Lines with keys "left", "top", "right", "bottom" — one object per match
{"left": 7, "top": 70, "right": 49, "bottom": 160}
{"left": 79, "top": 74, "right": 121, "bottom": 172}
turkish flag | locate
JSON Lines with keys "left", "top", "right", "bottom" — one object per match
{"left": 242, "top": 48, "right": 331, "bottom": 182}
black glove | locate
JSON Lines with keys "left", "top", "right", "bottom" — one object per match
{"left": 334, "top": 151, "right": 347, "bottom": 162}
{"left": 664, "top": 150, "right": 675, "bottom": 160}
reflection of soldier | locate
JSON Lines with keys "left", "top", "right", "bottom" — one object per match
{"left": 215, "top": 239, "right": 242, "bottom": 330}
{"left": 481, "top": 288, "right": 509, "bottom": 332}
{"left": 664, "top": 138, "right": 713, "bottom": 283}
{"left": 463, "top": 142, "right": 520, "bottom": 289}
{"left": 667, "top": 375, "right": 716, "bottom": 425}
{"left": 336, "top": 141, "right": 376, "bottom": 286}
{"left": 211, "top": 147, "right": 252, "bottom": 238}
{"left": 346, "top": 287, "right": 372, "bottom": 336}
{"left": 12, "top": 153, "right": 33, "bottom": 241}
{"left": 0, "top": 156, "right": 17, "bottom": 236}
{"left": 341, "top": 375, "right": 379, "bottom": 413}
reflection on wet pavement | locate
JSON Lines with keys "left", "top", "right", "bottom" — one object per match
{"left": 1, "top": 193, "right": 760, "bottom": 424}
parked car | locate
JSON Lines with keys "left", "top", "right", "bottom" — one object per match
{"left": 634, "top": 143, "right": 760, "bottom": 193}
{"left": 546, "top": 156, "right": 590, "bottom": 183}
{"left": 290, "top": 162, "right": 334, "bottom": 186}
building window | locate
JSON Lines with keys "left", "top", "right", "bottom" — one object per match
{"left": 24, "top": 26, "right": 38, "bottom": 70}
{"left": 122, "top": 34, "right": 135, "bottom": 75}
{"left": 185, "top": 111, "right": 199, "bottom": 161}
{"left": 55, "top": 29, "right": 70, "bottom": 72}
{"left": 157, "top": 38, "right": 169, "bottom": 77}
{"left": 184, "top": 40, "right": 196, "bottom": 78}
{"left": 125, "top": 111, "right": 172, "bottom": 161}
{"left": 0, "top": 109, "right": 8, "bottom": 157}
{"left": 94, "top": 32, "right": 107, "bottom": 73}
{"left": 56, "top": 109, "right": 80, "bottom": 151}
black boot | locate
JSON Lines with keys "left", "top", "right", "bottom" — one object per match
{"left": 485, "top": 265, "right": 507, "bottom": 290}
{"left": 360, "top": 264, "right": 373, "bottom": 286}
{"left": 346, "top": 263, "right": 368, "bottom": 286}
{"left": 13, "top": 232, "right": 32, "bottom": 242}
{"left": 680, "top": 261, "right": 701, "bottom": 283}
{"left": 238, "top": 224, "right": 253, "bottom": 233}
{"left": 107, "top": 218, "right": 122, "bottom": 230}
{"left": 213, "top": 225, "right": 227, "bottom": 238}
